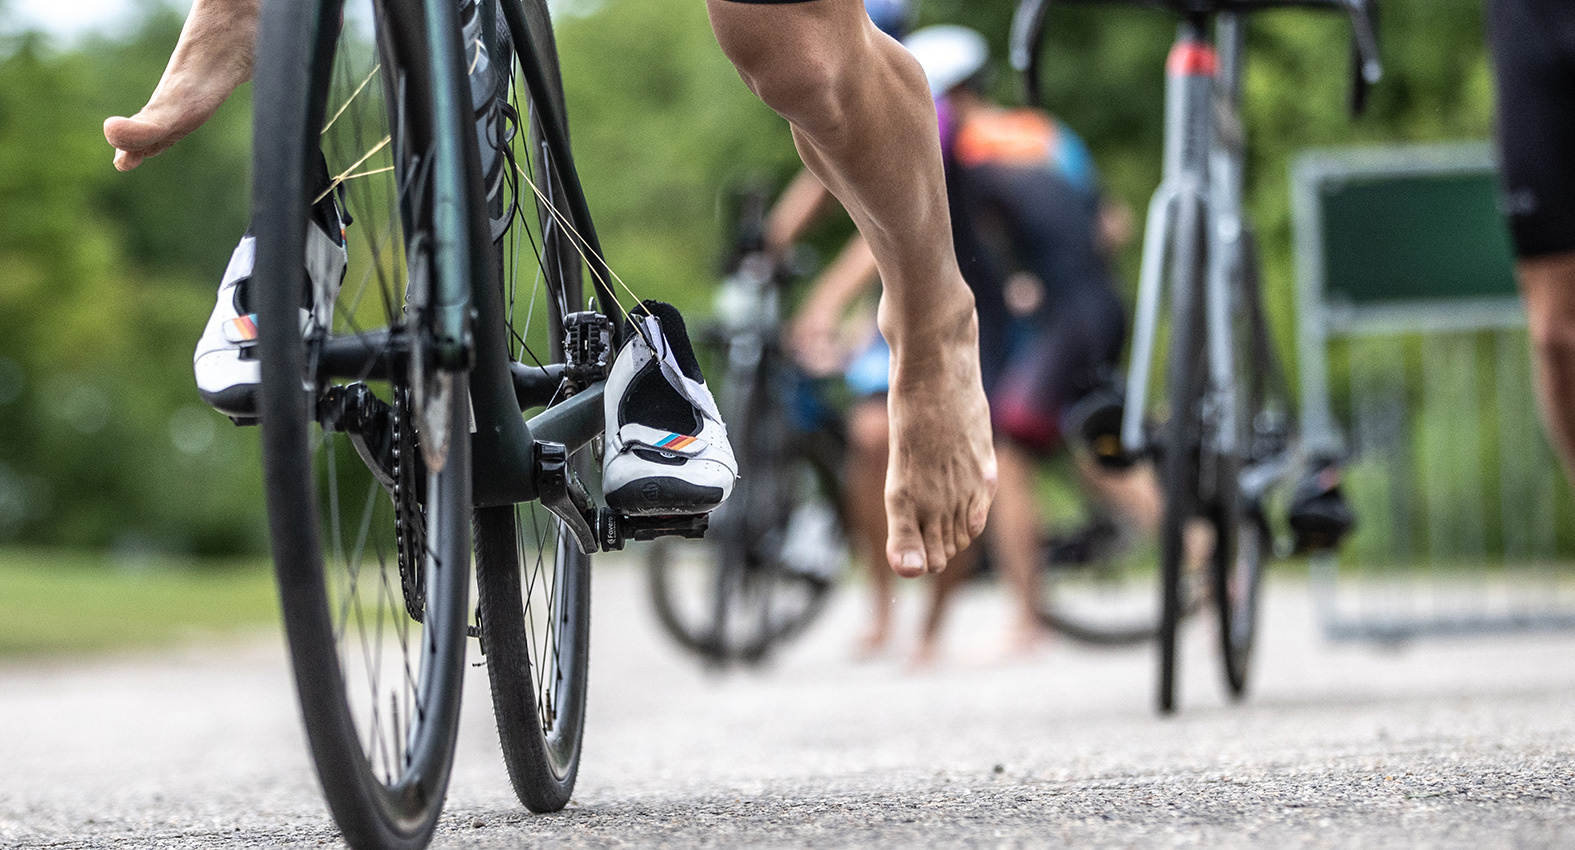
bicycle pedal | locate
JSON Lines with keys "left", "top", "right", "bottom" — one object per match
{"left": 227, "top": 414, "right": 259, "bottom": 427}
{"left": 597, "top": 508, "right": 709, "bottom": 551}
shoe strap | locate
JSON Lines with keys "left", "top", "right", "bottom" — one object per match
{"left": 617, "top": 424, "right": 708, "bottom": 457}
{"left": 221, "top": 237, "right": 257, "bottom": 289}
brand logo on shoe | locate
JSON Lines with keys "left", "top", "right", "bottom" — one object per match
{"left": 641, "top": 482, "right": 663, "bottom": 503}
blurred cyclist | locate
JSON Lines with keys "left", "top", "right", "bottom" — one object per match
{"left": 786, "top": 25, "right": 1191, "bottom": 662}
{"left": 1487, "top": 0, "right": 1575, "bottom": 488}
{"left": 101, "top": 0, "right": 996, "bottom": 571}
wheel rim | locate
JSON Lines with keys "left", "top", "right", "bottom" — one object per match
{"left": 300, "top": 0, "right": 466, "bottom": 808}
{"left": 468, "top": 0, "right": 596, "bottom": 796}
{"left": 1038, "top": 517, "right": 1166, "bottom": 647}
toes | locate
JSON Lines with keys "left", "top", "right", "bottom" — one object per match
{"left": 112, "top": 149, "right": 143, "bottom": 172}
{"left": 967, "top": 480, "right": 994, "bottom": 537}
{"left": 922, "top": 519, "right": 949, "bottom": 574}
{"left": 103, "top": 115, "right": 169, "bottom": 151}
{"left": 952, "top": 500, "right": 975, "bottom": 554}
{"left": 886, "top": 511, "right": 928, "bottom": 578}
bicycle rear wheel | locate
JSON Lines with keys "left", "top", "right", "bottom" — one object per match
{"left": 470, "top": 0, "right": 595, "bottom": 813}
{"left": 1215, "top": 229, "right": 1278, "bottom": 697}
{"left": 1036, "top": 512, "right": 1165, "bottom": 647}
{"left": 252, "top": 0, "right": 475, "bottom": 845}
{"left": 1156, "top": 190, "right": 1208, "bottom": 715}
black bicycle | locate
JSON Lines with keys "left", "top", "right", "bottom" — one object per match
{"left": 1014, "top": 0, "right": 1379, "bottom": 712}
{"left": 645, "top": 189, "right": 847, "bottom": 665}
{"left": 250, "top": 0, "right": 695, "bottom": 846}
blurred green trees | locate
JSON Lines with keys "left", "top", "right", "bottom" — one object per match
{"left": 0, "top": 0, "right": 1495, "bottom": 557}
{"left": 0, "top": 10, "right": 262, "bottom": 556}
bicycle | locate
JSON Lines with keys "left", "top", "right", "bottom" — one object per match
{"left": 1012, "top": 0, "right": 1380, "bottom": 713}
{"left": 249, "top": 0, "right": 697, "bottom": 845}
{"left": 1034, "top": 502, "right": 1189, "bottom": 646}
{"left": 645, "top": 188, "right": 848, "bottom": 666}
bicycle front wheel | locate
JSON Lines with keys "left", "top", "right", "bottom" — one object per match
{"left": 1156, "top": 190, "right": 1208, "bottom": 715}
{"left": 645, "top": 343, "right": 843, "bottom": 664}
{"left": 252, "top": 0, "right": 477, "bottom": 845}
{"left": 645, "top": 443, "right": 842, "bottom": 665}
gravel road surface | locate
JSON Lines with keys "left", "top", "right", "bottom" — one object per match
{"left": 2, "top": 560, "right": 1573, "bottom": 849}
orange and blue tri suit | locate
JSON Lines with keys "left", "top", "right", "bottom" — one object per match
{"left": 939, "top": 103, "right": 1127, "bottom": 453}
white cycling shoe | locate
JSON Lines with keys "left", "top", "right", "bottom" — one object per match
{"left": 603, "top": 301, "right": 737, "bottom": 516}
{"left": 194, "top": 206, "right": 347, "bottom": 422}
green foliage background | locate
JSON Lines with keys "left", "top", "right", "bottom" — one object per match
{"left": 0, "top": 0, "right": 1493, "bottom": 558}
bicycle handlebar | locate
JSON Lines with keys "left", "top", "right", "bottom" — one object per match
{"left": 1010, "top": 0, "right": 1382, "bottom": 115}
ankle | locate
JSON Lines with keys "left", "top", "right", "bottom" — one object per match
{"left": 877, "top": 276, "right": 974, "bottom": 346}
{"left": 880, "top": 293, "right": 978, "bottom": 382}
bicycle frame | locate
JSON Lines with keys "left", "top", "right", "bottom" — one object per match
{"left": 1120, "top": 14, "right": 1245, "bottom": 470}
{"left": 312, "top": 0, "right": 629, "bottom": 552}
{"left": 1011, "top": 0, "right": 1379, "bottom": 472}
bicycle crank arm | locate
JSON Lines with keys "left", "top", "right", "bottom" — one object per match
{"left": 1239, "top": 446, "right": 1300, "bottom": 504}
{"left": 534, "top": 440, "right": 600, "bottom": 554}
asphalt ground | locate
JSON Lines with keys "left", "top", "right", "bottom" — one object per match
{"left": 2, "top": 559, "right": 1573, "bottom": 849}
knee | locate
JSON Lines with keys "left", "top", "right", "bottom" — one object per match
{"left": 1523, "top": 255, "right": 1575, "bottom": 357}
{"left": 710, "top": 5, "right": 869, "bottom": 135}
{"left": 727, "top": 39, "right": 850, "bottom": 134}
{"left": 1524, "top": 287, "right": 1575, "bottom": 367}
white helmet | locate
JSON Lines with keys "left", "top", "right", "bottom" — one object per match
{"left": 904, "top": 25, "right": 990, "bottom": 97}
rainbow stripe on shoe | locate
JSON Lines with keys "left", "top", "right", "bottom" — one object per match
{"left": 654, "top": 433, "right": 698, "bottom": 451}
{"left": 223, "top": 314, "right": 260, "bottom": 343}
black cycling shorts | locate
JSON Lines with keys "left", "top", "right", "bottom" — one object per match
{"left": 991, "top": 285, "right": 1126, "bottom": 453}
{"left": 1487, "top": 0, "right": 1575, "bottom": 258}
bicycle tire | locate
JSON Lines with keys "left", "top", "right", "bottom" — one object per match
{"left": 1215, "top": 228, "right": 1274, "bottom": 697}
{"left": 1156, "top": 189, "right": 1208, "bottom": 715}
{"left": 1036, "top": 548, "right": 1166, "bottom": 647}
{"left": 252, "top": 0, "right": 474, "bottom": 844}
{"left": 1036, "top": 522, "right": 1211, "bottom": 647}
{"left": 645, "top": 361, "right": 843, "bottom": 665}
{"left": 470, "top": 0, "right": 594, "bottom": 814}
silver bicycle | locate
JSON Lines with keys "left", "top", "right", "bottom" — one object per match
{"left": 1013, "top": 0, "right": 1381, "bottom": 713}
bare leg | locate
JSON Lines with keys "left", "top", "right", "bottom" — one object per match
{"left": 1080, "top": 459, "right": 1162, "bottom": 534}
{"left": 990, "top": 441, "right": 1050, "bottom": 652}
{"left": 846, "top": 399, "right": 895, "bottom": 656}
{"left": 1079, "top": 458, "right": 1212, "bottom": 570}
{"left": 103, "top": 0, "right": 259, "bottom": 171}
{"left": 912, "top": 541, "right": 978, "bottom": 667}
{"left": 708, "top": 0, "right": 996, "bottom": 577}
{"left": 1519, "top": 252, "right": 1575, "bottom": 483}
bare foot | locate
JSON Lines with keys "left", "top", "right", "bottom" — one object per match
{"left": 999, "top": 616, "right": 1051, "bottom": 659}
{"left": 103, "top": 0, "right": 259, "bottom": 171}
{"left": 880, "top": 289, "right": 997, "bottom": 577}
{"left": 853, "top": 626, "right": 890, "bottom": 660}
{"left": 907, "top": 636, "right": 941, "bottom": 670}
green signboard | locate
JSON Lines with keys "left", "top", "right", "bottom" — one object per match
{"left": 1318, "top": 168, "right": 1518, "bottom": 305}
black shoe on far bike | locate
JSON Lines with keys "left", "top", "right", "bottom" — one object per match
{"left": 1288, "top": 460, "right": 1355, "bottom": 555}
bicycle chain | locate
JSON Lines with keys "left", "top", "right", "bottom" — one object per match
{"left": 391, "top": 384, "right": 426, "bottom": 623}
